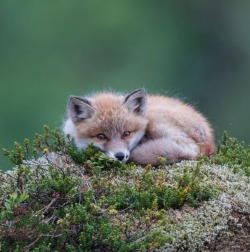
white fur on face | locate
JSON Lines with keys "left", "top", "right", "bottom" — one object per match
{"left": 123, "top": 149, "right": 130, "bottom": 162}
{"left": 63, "top": 119, "right": 77, "bottom": 139}
{"left": 75, "top": 139, "right": 90, "bottom": 150}
{"left": 107, "top": 150, "right": 115, "bottom": 159}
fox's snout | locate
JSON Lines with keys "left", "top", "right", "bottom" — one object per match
{"left": 115, "top": 151, "right": 132, "bottom": 163}
{"left": 115, "top": 152, "right": 126, "bottom": 161}
{"left": 107, "top": 150, "right": 130, "bottom": 162}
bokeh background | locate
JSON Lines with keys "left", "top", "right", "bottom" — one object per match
{"left": 1, "top": 1, "right": 250, "bottom": 171}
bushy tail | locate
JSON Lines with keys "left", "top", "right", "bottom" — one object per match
{"left": 130, "top": 137, "right": 200, "bottom": 165}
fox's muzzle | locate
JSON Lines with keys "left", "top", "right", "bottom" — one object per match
{"left": 107, "top": 150, "right": 130, "bottom": 162}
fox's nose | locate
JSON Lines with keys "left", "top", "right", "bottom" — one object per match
{"left": 115, "top": 152, "right": 125, "bottom": 161}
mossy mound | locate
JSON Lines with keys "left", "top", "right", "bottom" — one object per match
{"left": 0, "top": 127, "right": 249, "bottom": 251}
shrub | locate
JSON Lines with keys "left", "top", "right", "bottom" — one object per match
{"left": 0, "top": 127, "right": 248, "bottom": 251}
{"left": 198, "top": 131, "right": 250, "bottom": 176}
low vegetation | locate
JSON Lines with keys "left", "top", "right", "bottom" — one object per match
{"left": 0, "top": 126, "right": 249, "bottom": 251}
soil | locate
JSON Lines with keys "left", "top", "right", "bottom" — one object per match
{"left": 203, "top": 211, "right": 250, "bottom": 252}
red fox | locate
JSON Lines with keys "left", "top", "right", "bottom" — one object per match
{"left": 63, "top": 89, "right": 216, "bottom": 165}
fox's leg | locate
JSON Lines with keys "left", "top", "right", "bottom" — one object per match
{"left": 130, "top": 137, "right": 199, "bottom": 165}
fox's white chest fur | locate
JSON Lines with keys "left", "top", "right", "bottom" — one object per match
{"left": 63, "top": 89, "right": 215, "bottom": 165}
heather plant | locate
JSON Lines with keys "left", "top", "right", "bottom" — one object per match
{"left": 198, "top": 131, "right": 250, "bottom": 176}
{"left": 0, "top": 127, "right": 249, "bottom": 251}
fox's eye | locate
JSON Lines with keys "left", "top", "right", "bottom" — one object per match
{"left": 97, "top": 134, "right": 107, "bottom": 140}
{"left": 123, "top": 131, "right": 130, "bottom": 137}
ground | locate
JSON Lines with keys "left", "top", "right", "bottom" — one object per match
{"left": 204, "top": 211, "right": 250, "bottom": 252}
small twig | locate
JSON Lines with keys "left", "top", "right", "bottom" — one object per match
{"left": 42, "top": 197, "right": 57, "bottom": 215}
{"left": 32, "top": 197, "right": 57, "bottom": 219}
{"left": 25, "top": 235, "right": 42, "bottom": 250}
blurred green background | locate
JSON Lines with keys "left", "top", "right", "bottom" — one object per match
{"left": 1, "top": 1, "right": 250, "bottom": 171}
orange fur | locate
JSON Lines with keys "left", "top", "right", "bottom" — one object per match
{"left": 63, "top": 89, "right": 216, "bottom": 165}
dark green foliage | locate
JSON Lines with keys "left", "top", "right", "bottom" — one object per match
{"left": 1, "top": 126, "right": 236, "bottom": 251}
{"left": 200, "top": 131, "right": 250, "bottom": 176}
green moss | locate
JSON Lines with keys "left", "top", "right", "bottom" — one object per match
{"left": 0, "top": 127, "right": 249, "bottom": 251}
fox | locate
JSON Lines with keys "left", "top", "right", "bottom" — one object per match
{"left": 63, "top": 89, "right": 216, "bottom": 165}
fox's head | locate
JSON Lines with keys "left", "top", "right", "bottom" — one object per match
{"left": 65, "top": 89, "right": 148, "bottom": 162}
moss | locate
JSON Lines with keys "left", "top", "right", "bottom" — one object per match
{"left": 0, "top": 126, "right": 249, "bottom": 251}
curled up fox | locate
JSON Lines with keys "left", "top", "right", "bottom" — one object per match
{"left": 63, "top": 89, "right": 216, "bottom": 165}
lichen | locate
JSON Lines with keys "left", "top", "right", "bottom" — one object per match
{"left": 0, "top": 127, "right": 249, "bottom": 251}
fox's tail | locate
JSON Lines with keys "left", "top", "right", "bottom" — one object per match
{"left": 130, "top": 137, "right": 200, "bottom": 165}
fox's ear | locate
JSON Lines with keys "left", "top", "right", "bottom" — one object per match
{"left": 123, "top": 89, "right": 147, "bottom": 115}
{"left": 68, "top": 96, "right": 95, "bottom": 122}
